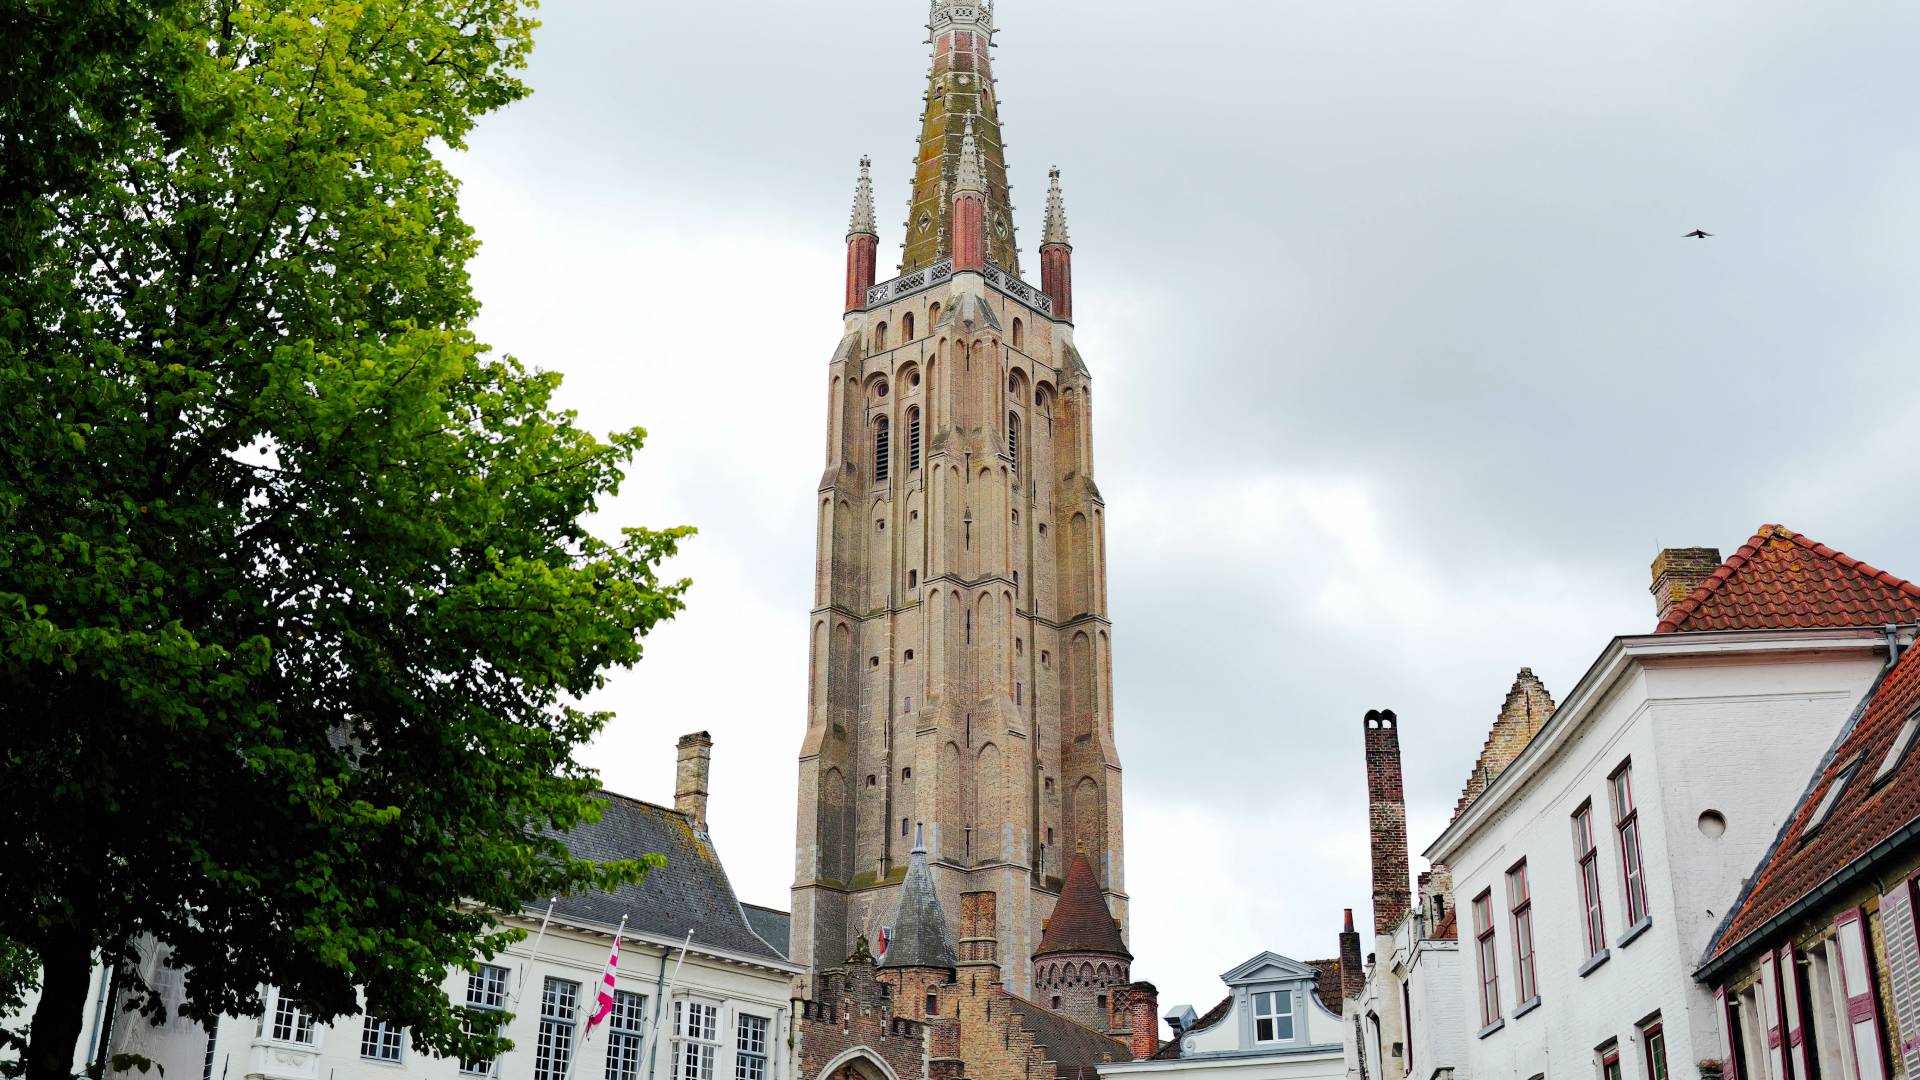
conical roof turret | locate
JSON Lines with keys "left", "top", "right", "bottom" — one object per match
{"left": 882, "top": 826, "right": 957, "bottom": 970}
{"left": 1041, "top": 167, "right": 1070, "bottom": 248}
{"left": 1034, "top": 846, "right": 1130, "bottom": 960}
{"left": 848, "top": 156, "right": 876, "bottom": 238}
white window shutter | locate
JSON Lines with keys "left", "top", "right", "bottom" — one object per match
{"left": 1835, "top": 908, "right": 1889, "bottom": 1080}
{"left": 1878, "top": 881, "right": 1920, "bottom": 1078}
{"left": 1760, "top": 952, "right": 1787, "bottom": 1080}
{"left": 1718, "top": 985, "right": 1743, "bottom": 1080}
{"left": 1780, "top": 945, "right": 1811, "bottom": 1080}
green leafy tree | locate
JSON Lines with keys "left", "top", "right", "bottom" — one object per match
{"left": 0, "top": 2, "right": 688, "bottom": 1079}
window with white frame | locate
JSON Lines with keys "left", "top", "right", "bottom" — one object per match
{"left": 1507, "top": 861, "right": 1536, "bottom": 1003}
{"left": 360, "top": 1016, "right": 403, "bottom": 1063}
{"left": 460, "top": 963, "right": 510, "bottom": 1075}
{"left": 1611, "top": 761, "right": 1649, "bottom": 927}
{"left": 672, "top": 1001, "right": 720, "bottom": 1080}
{"left": 534, "top": 977, "right": 580, "bottom": 1080}
{"left": 1251, "top": 989, "right": 1294, "bottom": 1042}
{"left": 605, "top": 991, "right": 648, "bottom": 1080}
{"left": 735, "top": 1014, "right": 770, "bottom": 1080}
{"left": 1806, "top": 756, "right": 1864, "bottom": 838}
{"left": 1878, "top": 709, "right": 1920, "bottom": 785}
{"left": 1572, "top": 802, "right": 1607, "bottom": 957}
{"left": 266, "top": 989, "right": 316, "bottom": 1046}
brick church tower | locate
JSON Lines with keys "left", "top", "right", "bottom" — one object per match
{"left": 792, "top": 0, "right": 1126, "bottom": 997}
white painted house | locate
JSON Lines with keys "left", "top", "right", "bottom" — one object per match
{"left": 1422, "top": 526, "right": 1920, "bottom": 1080}
{"left": 11, "top": 736, "right": 800, "bottom": 1080}
{"left": 1346, "top": 897, "right": 1466, "bottom": 1080}
{"left": 1100, "top": 953, "right": 1345, "bottom": 1080}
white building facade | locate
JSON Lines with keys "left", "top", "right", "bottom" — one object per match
{"left": 1103, "top": 953, "right": 1346, "bottom": 1080}
{"left": 1427, "top": 627, "right": 1909, "bottom": 1080}
{"left": 1348, "top": 902, "right": 1466, "bottom": 1080}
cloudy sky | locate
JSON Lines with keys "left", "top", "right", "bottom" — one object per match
{"left": 450, "top": 0, "right": 1920, "bottom": 1013}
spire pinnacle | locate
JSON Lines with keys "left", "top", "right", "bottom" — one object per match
{"left": 848, "top": 155, "right": 876, "bottom": 238}
{"left": 1042, "top": 166, "right": 1071, "bottom": 248}
{"left": 955, "top": 118, "right": 985, "bottom": 196}
{"left": 881, "top": 826, "right": 957, "bottom": 971}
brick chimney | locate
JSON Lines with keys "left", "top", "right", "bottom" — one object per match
{"left": 1651, "top": 547, "right": 1723, "bottom": 625}
{"left": 675, "top": 731, "right": 713, "bottom": 831}
{"left": 1125, "top": 982, "right": 1160, "bottom": 1060}
{"left": 1365, "top": 710, "right": 1411, "bottom": 935}
{"left": 1338, "top": 909, "right": 1365, "bottom": 1001}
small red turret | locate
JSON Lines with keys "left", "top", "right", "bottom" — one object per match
{"left": 951, "top": 119, "right": 988, "bottom": 273}
{"left": 1040, "top": 166, "right": 1073, "bottom": 321}
{"left": 845, "top": 156, "right": 878, "bottom": 312}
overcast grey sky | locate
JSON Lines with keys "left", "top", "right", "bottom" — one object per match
{"left": 450, "top": 0, "right": 1920, "bottom": 1014}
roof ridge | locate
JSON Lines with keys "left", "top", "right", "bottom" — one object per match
{"left": 1656, "top": 524, "right": 1920, "bottom": 634}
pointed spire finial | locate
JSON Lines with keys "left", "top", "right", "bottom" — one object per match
{"left": 848, "top": 155, "right": 876, "bottom": 238}
{"left": 1042, "top": 166, "right": 1071, "bottom": 248}
{"left": 955, "top": 118, "right": 986, "bottom": 196}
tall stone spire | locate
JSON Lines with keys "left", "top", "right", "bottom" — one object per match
{"left": 843, "top": 156, "right": 879, "bottom": 312}
{"left": 902, "top": 0, "right": 1018, "bottom": 275}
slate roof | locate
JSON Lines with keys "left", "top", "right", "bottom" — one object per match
{"left": 1035, "top": 850, "right": 1130, "bottom": 959}
{"left": 1656, "top": 525, "right": 1920, "bottom": 634}
{"left": 881, "top": 839, "right": 957, "bottom": 970}
{"left": 1707, "top": 642, "right": 1920, "bottom": 966}
{"left": 1004, "top": 993, "right": 1131, "bottom": 1078}
{"left": 545, "top": 792, "right": 787, "bottom": 963}
{"left": 741, "top": 904, "right": 790, "bottom": 959}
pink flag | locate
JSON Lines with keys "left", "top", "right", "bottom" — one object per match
{"left": 584, "top": 935, "right": 620, "bottom": 1038}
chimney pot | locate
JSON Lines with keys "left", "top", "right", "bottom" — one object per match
{"left": 1126, "top": 982, "right": 1160, "bottom": 1060}
{"left": 675, "top": 731, "right": 713, "bottom": 831}
{"left": 1651, "top": 547, "right": 1724, "bottom": 624}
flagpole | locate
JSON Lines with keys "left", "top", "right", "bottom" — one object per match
{"left": 565, "top": 915, "right": 627, "bottom": 1080}
{"left": 643, "top": 931, "right": 695, "bottom": 1080}
{"left": 493, "top": 898, "right": 558, "bottom": 1080}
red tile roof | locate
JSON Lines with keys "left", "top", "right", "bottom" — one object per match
{"left": 1656, "top": 525, "right": 1920, "bottom": 634}
{"left": 1431, "top": 906, "right": 1458, "bottom": 942}
{"left": 1306, "top": 959, "right": 1344, "bottom": 1016}
{"left": 1036, "top": 850, "right": 1131, "bottom": 959}
{"left": 1709, "top": 641, "right": 1920, "bottom": 962}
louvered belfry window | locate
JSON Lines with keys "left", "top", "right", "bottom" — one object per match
{"left": 875, "top": 416, "right": 891, "bottom": 482}
{"left": 909, "top": 408, "right": 922, "bottom": 471}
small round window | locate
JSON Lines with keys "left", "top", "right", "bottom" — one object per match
{"left": 876, "top": 383, "right": 889, "bottom": 398}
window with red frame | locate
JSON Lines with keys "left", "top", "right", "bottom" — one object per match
{"left": 1642, "top": 1021, "right": 1668, "bottom": 1080}
{"left": 1611, "top": 762, "right": 1648, "bottom": 927}
{"left": 1507, "top": 861, "right": 1536, "bottom": 1003}
{"left": 1474, "top": 890, "right": 1501, "bottom": 1026}
{"left": 1599, "top": 1044, "right": 1622, "bottom": 1080}
{"left": 1573, "top": 802, "right": 1606, "bottom": 957}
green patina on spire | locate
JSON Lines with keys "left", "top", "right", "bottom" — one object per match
{"left": 902, "top": 0, "right": 1019, "bottom": 276}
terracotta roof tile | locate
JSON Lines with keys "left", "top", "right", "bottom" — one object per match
{"left": 1306, "top": 959, "right": 1343, "bottom": 1016}
{"left": 1431, "top": 906, "right": 1458, "bottom": 941}
{"left": 1036, "top": 850, "right": 1130, "bottom": 959}
{"left": 1656, "top": 525, "right": 1920, "bottom": 634}
{"left": 1709, "top": 641, "right": 1920, "bottom": 961}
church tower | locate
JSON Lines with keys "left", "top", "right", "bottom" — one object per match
{"left": 792, "top": 0, "right": 1126, "bottom": 998}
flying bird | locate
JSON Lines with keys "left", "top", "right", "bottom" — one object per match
{"left": 1684, "top": 229, "right": 1713, "bottom": 238}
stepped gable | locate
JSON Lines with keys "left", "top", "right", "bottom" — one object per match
{"left": 548, "top": 792, "right": 785, "bottom": 962}
{"left": 1002, "top": 993, "right": 1131, "bottom": 1078}
{"left": 1708, "top": 641, "right": 1920, "bottom": 964}
{"left": 1035, "top": 849, "right": 1130, "bottom": 959}
{"left": 1450, "top": 669, "right": 1557, "bottom": 825}
{"left": 1656, "top": 524, "right": 1920, "bottom": 634}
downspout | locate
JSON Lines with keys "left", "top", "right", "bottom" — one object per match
{"left": 1886, "top": 624, "right": 1903, "bottom": 667}
{"left": 645, "top": 947, "right": 670, "bottom": 1080}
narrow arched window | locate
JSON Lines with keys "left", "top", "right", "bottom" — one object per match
{"left": 874, "top": 322, "right": 888, "bottom": 350}
{"left": 1007, "top": 413, "right": 1020, "bottom": 476}
{"left": 1012, "top": 318, "right": 1024, "bottom": 348}
{"left": 875, "top": 416, "right": 891, "bottom": 482}
{"left": 929, "top": 302, "right": 941, "bottom": 325}
{"left": 903, "top": 312, "right": 915, "bottom": 341}
{"left": 907, "top": 407, "right": 922, "bottom": 471}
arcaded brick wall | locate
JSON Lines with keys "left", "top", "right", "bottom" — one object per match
{"left": 1365, "top": 711, "right": 1410, "bottom": 935}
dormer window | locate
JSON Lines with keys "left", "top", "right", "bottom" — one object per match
{"left": 1252, "top": 990, "right": 1294, "bottom": 1043}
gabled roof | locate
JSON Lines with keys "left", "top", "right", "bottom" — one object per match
{"left": 1221, "top": 951, "right": 1323, "bottom": 986}
{"left": 1154, "top": 996, "right": 1232, "bottom": 1059}
{"left": 1035, "top": 850, "right": 1130, "bottom": 960}
{"left": 1657, "top": 525, "right": 1920, "bottom": 634}
{"left": 547, "top": 792, "right": 787, "bottom": 962}
{"left": 1450, "top": 669, "right": 1557, "bottom": 826}
{"left": 1706, "top": 642, "right": 1920, "bottom": 969}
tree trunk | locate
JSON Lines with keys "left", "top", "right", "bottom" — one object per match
{"left": 25, "top": 928, "right": 96, "bottom": 1080}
